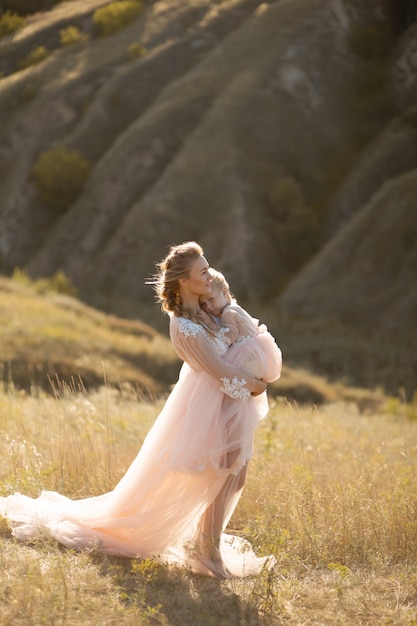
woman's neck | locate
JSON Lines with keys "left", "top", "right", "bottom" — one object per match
{"left": 180, "top": 293, "right": 200, "bottom": 314}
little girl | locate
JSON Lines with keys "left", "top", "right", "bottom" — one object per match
{"left": 200, "top": 269, "right": 282, "bottom": 383}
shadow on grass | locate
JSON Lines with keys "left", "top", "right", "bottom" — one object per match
{"left": 89, "top": 552, "right": 263, "bottom": 626}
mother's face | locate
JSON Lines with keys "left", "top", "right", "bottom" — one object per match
{"left": 180, "top": 255, "right": 212, "bottom": 297}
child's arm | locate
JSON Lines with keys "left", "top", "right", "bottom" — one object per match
{"left": 221, "top": 308, "right": 240, "bottom": 343}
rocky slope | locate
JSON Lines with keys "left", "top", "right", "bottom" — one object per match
{"left": 0, "top": 0, "right": 416, "bottom": 389}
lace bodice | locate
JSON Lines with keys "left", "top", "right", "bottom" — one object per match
{"left": 176, "top": 318, "right": 230, "bottom": 356}
{"left": 169, "top": 316, "right": 254, "bottom": 399}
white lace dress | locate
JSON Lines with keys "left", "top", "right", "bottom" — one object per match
{"left": 0, "top": 316, "right": 274, "bottom": 577}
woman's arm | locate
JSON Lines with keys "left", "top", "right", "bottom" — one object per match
{"left": 170, "top": 317, "right": 266, "bottom": 399}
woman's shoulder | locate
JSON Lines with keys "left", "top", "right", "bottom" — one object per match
{"left": 170, "top": 315, "right": 204, "bottom": 338}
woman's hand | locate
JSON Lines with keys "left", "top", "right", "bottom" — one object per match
{"left": 251, "top": 378, "right": 267, "bottom": 396}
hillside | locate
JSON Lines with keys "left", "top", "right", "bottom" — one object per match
{"left": 0, "top": 273, "right": 390, "bottom": 410}
{"left": 0, "top": 0, "right": 416, "bottom": 395}
{"left": 278, "top": 168, "right": 417, "bottom": 330}
{"left": 0, "top": 274, "right": 179, "bottom": 395}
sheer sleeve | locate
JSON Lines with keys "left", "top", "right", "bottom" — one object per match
{"left": 220, "top": 308, "right": 240, "bottom": 344}
{"left": 169, "top": 316, "right": 257, "bottom": 399}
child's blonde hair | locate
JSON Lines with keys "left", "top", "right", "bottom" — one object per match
{"left": 208, "top": 269, "right": 234, "bottom": 304}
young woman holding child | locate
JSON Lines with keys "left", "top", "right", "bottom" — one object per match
{"left": 0, "top": 241, "right": 281, "bottom": 579}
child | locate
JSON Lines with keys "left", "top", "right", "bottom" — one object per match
{"left": 200, "top": 269, "right": 282, "bottom": 383}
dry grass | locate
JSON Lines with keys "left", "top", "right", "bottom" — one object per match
{"left": 1, "top": 383, "right": 417, "bottom": 625}
{"left": 0, "top": 276, "right": 178, "bottom": 395}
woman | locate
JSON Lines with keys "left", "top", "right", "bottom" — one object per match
{"left": 0, "top": 242, "right": 274, "bottom": 579}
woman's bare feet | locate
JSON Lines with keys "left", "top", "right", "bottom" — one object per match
{"left": 189, "top": 553, "right": 233, "bottom": 579}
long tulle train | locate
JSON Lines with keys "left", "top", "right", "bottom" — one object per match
{"left": 0, "top": 363, "right": 273, "bottom": 578}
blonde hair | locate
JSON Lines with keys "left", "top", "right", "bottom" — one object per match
{"left": 150, "top": 241, "right": 204, "bottom": 318}
{"left": 208, "top": 268, "right": 233, "bottom": 304}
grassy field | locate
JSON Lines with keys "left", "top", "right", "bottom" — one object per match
{"left": 1, "top": 274, "right": 416, "bottom": 624}
{"left": 1, "top": 381, "right": 416, "bottom": 625}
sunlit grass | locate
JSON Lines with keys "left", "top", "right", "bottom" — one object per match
{"left": 1, "top": 384, "right": 417, "bottom": 625}
{"left": 0, "top": 277, "right": 178, "bottom": 394}
{"left": 242, "top": 398, "right": 417, "bottom": 567}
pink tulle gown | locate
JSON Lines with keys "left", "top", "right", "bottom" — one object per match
{"left": 0, "top": 315, "right": 281, "bottom": 578}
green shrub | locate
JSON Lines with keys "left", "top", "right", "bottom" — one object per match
{"left": 59, "top": 25, "right": 88, "bottom": 47}
{"left": 18, "top": 46, "right": 50, "bottom": 70}
{"left": 0, "top": 10, "right": 26, "bottom": 38}
{"left": 347, "top": 23, "right": 394, "bottom": 60}
{"left": 93, "top": 0, "right": 142, "bottom": 37}
{"left": 20, "top": 82, "right": 38, "bottom": 101}
{"left": 402, "top": 104, "right": 417, "bottom": 129}
{"left": 128, "top": 42, "right": 147, "bottom": 60}
{"left": 267, "top": 176, "right": 319, "bottom": 274}
{"left": 251, "top": 175, "right": 320, "bottom": 297}
{"left": 34, "top": 270, "right": 78, "bottom": 296}
{"left": 30, "top": 146, "right": 91, "bottom": 213}
{"left": 33, "top": 270, "right": 77, "bottom": 297}
{"left": 12, "top": 267, "right": 77, "bottom": 296}
{"left": 268, "top": 175, "right": 304, "bottom": 209}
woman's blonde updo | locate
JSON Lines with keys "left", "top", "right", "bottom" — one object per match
{"left": 151, "top": 241, "right": 204, "bottom": 317}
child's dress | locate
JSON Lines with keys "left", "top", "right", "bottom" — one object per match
{"left": 221, "top": 303, "right": 282, "bottom": 383}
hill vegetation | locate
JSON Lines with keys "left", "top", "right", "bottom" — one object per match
{"left": 0, "top": 0, "right": 416, "bottom": 396}
{"left": 2, "top": 272, "right": 395, "bottom": 410}
{"left": 0, "top": 274, "right": 179, "bottom": 396}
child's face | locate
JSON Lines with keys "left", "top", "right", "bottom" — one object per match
{"left": 200, "top": 287, "right": 229, "bottom": 317}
